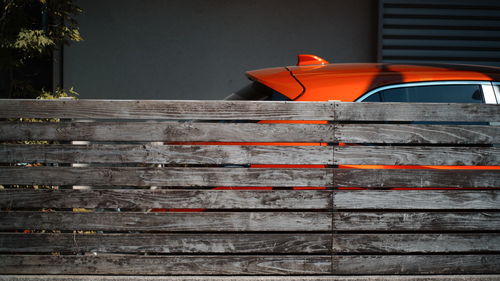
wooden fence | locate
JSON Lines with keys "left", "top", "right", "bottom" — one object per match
{"left": 0, "top": 99, "right": 499, "bottom": 280}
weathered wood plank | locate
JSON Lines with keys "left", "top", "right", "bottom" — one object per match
{"left": 0, "top": 121, "right": 334, "bottom": 142}
{"left": 0, "top": 233, "right": 331, "bottom": 253}
{"left": 0, "top": 212, "right": 332, "bottom": 231}
{"left": 0, "top": 144, "right": 333, "bottom": 165}
{"left": 332, "top": 255, "right": 500, "bottom": 274}
{"left": 332, "top": 233, "right": 500, "bottom": 253}
{"left": 333, "top": 212, "right": 500, "bottom": 231}
{"left": 3, "top": 275, "right": 500, "bottom": 281}
{"left": 333, "top": 169, "right": 500, "bottom": 188}
{"left": 336, "top": 102, "right": 500, "bottom": 122}
{"left": 333, "top": 190, "right": 500, "bottom": 209}
{"left": 0, "top": 100, "right": 334, "bottom": 120}
{"left": 1, "top": 254, "right": 498, "bottom": 275}
{"left": 0, "top": 167, "right": 333, "bottom": 187}
{"left": 1, "top": 100, "right": 498, "bottom": 122}
{"left": 0, "top": 189, "right": 332, "bottom": 209}
{"left": 334, "top": 146, "right": 500, "bottom": 165}
{"left": 336, "top": 124, "right": 500, "bottom": 144}
{"left": 0, "top": 255, "right": 332, "bottom": 275}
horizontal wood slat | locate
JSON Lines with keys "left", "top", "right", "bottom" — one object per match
{"left": 2, "top": 211, "right": 498, "bottom": 232}
{"left": 336, "top": 124, "right": 500, "bottom": 144}
{"left": 332, "top": 233, "right": 500, "bottom": 253}
{"left": 331, "top": 255, "right": 500, "bottom": 274}
{"left": 0, "top": 255, "right": 498, "bottom": 275}
{"left": 333, "top": 212, "right": 500, "bottom": 231}
{"left": 0, "top": 212, "right": 332, "bottom": 232}
{"left": 334, "top": 146, "right": 500, "bottom": 165}
{"left": 0, "top": 167, "right": 333, "bottom": 187}
{"left": 1, "top": 233, "right": 497, "bottom": 254}
{"left": 4, "top": 144, "right": 500, "bottom": 166}
{"left": 0, "top": 122, "right": 334, "bottom": 142}
{"left": 0, "top": 255, "right": 332, "bottom": 275}
{"left": 2, "top": 122, "right": 497, "bottom": 144}
{"left": 335, "top": 102, "right": 500, "bottom": 122}
{"left": 0, "top": 189, "right": 332, "bottom": 209}
{"left": 0, "top": 144, "right": 333, "bottom": 165}
{"left": 2, "top": 167, "right": 498, "bottom": 188}
{"left": 1, "top": 100, "right": 497, "bottom": 122}
{"left": 0, "top": 233, "right": 331, "bottom": 254}
{"left": 333, "top": 190, "right": 500, "bottom": 209}
{"left": 0, "top": 100, "right": 334, "bottom": 120}
{"left": 3, "top": 189, "right": 500, "bottom": 210}
{"left": 334, "top": 169, "right": 500, "bottom": 188}
{"left": 2, "top": 275, "right": 500, "bottom": 281}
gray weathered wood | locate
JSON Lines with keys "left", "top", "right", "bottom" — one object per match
{"left": 333, "top": 212, "right": 500, "bottom": 231}
{"left": 0, "top": 100, "right": 334, "bottom": 120}
{"left": 331, "top": 233, "right": 500, "bottom": 253}
{"left": 0, "top": 121, "right": 334, "bottom": 142}
{"left": 0, "top": 167, "right": 333, "bottom": 187}
{"left": 335, "top": 102, "right": 500, "bottom": 122}
{"left": 0, "top": 211, "right": 332, "bottom": 231}
{"left": 0, "top": 233, "right": 331, "bottom": 253}
{"left": 0, "top": 255, "right": 332, "bottom": 275}
{"left": 0, "top": 144, "right": 333, "bottom": 165}
{"left": 336, "top": 124, "right": 500, "bottom": 144}
{"left": 0, "top": 254, "right": 498, "bottom": 275}
{"left": 3, "top": 167, "right": 498, "bottom": 188}
{"left": 2, "top": 275, "right": 500, "bottom": 281}
{"left": 333, "top": 190, "right": 500, "bottom": 209}
{"left": 1, "top": 100, "right": 498, "bottom": 122}
{"left": 332, "top": 255, "right": 500, "bottom": 274}
{"left": 334, "top": 146, "right": 500, "bottom": 165}
{"left": 333, "top": 169, "right": 500, "bottom": 188}
{"left": 0, "top": 189, "right": 332, "bottom": 209}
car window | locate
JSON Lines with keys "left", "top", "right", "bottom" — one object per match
{"left": 363, "top": 84, "right": 484, "bottom": 103}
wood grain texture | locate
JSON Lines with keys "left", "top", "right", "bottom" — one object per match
{"left": 0, "top": 255, "right": 332, "bottom": 275}
{"left": 7, "top": 121, "right": 335, "bottom": 142}
{"left": 0, "top": 167, "right": 333, "bottom": 187}
{"left": 335, "top": 102, "right": 500, "bottom": 122}
{"left": 0, "top": 144, "right": 333, "bottom": 165}
{"left": 333, "top": 169, "right": 500, "bottom": 188}
{"left": 0, "top": 189, "right": 332, "bottom": 209}
{"left": 0, "top": 121, "right": 334, "bottom": 142}
{"left": 0, "top": 254, "right": 498, "bottom": 275}
{"left": 0, "top": 100, "right": 334, "bottom": 120}
{"left": 0, "top": 233, "right": 331, "bottom": 254}
{"left": 335, "top": 124, "right": 500, "bottom": 144}
{"left": 1, "top": 100, "right": 497, "bottom": 122}
{"left": 332, "top": 212, "right": 500, "bottom": 231}
{"left": 333, "top": 190, "right": 500, "bottom": 209}
{"left": 331, "top": 233, "right": 500, "bottom": 253}
{"left": 334, "top": 146, "right": 500, "bottom": 165}
{"left": 2, "top": 275, "right": 500, "bottom": 281}
{"left": 0, "top": 211, "right": 332, "bottom": 231}
{"left": 332, "top": 255, "right": 500, "bottom": 274}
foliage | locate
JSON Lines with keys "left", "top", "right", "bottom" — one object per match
{"left": 0, "top": 0, "right": 82, "bottom": 98}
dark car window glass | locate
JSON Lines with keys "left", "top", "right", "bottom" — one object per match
{"left": 369, "top": 84, "right": 484, "bottom": 103}
{"left": 361, "top": 93, "right": 381, "bottom": 102}
{"left": 225, "top": 82, "right": 291, "bottom": 101}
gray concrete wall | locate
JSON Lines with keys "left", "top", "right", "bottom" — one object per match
{"left": 64, "top": 0, "right": 377, "bottom": 100}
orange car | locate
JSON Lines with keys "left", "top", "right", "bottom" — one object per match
{"left": 229, "top": 54, "right": 500, "bottom": 182}
{"left": 154, "top": 55, "right": 500, "bottom": 211}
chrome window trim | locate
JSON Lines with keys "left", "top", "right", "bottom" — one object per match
{"left": 482, "top": 83, "right": 497, "bottom": 104}
{"left": 492, "top": 82, "right": 500, "bottom": 104}
{"left": 356, "top": 81, "right": 494, "bottom": 102}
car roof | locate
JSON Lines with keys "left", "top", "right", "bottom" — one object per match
{"left": 247, "top": 62, "right": 500, "bottom": 101}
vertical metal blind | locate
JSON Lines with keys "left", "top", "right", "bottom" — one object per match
{"left": 378, "top": 0, "right": 500, "bottom": 66}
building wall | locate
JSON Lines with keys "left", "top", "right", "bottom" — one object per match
{"left": 64, "top": 0, "right": 377, "bottom": 100}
